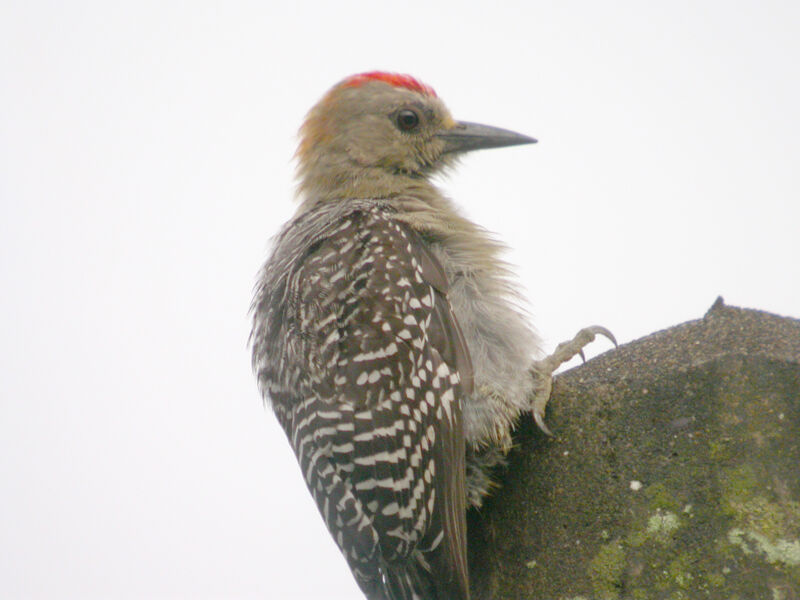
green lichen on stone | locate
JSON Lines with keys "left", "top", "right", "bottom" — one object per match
{"left": 629, "top": 507, "right": 682, "bottom": 548}
{"left": 646, "top": 509, "right": 681, "bottom": 543}
{"left": 588, "top": 541, "right": 626, "bottom": 600}
{"left": 728, "top": 528, "right": 800, "bottom": 567}
{"left": 738, "top": 496, "right": 800, "bottom": 540}
{"left": 717, "top": 461, "right": 800, "bottom": 577}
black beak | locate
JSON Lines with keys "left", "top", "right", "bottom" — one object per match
{"left": 437, "top": 121, "right": 537, "bottom": 154}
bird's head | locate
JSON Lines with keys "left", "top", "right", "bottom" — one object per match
{"left": 296, "top": 72, "right": 536, "bottom": 203}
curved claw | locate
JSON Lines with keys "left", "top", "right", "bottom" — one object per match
{"left": 584, "top": 325, "right": 618, "bottom": 348}
{"left": 533, "top": 408, "right": 554, "bottom": 437}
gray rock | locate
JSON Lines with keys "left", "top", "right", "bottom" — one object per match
{"left": 468, "top": 298, "right": 800, "bottom": 599}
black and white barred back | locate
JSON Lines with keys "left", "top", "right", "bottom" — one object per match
{"left": 251, "top": 200, "right": 473, "bottom": 600}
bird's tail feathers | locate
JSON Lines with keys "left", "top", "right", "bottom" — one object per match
{"left": 381, "top": 559, "right": 432, "bottom": 600}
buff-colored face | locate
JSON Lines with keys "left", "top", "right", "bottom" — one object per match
{"left": 298, "top": 79, "right": 458, "bottom": 177}
{"left": 295, "top": 73, "right": 535, "bottom": 203}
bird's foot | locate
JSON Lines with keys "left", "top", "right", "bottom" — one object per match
{"left": 530, "top": 326, "right": 617, "bottom": 436}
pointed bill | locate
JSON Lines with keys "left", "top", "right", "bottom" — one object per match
{"left": 437, "top": 121, "right": 537, "bottom": 154}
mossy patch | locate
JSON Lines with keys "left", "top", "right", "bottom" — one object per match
{"left": 719, "top": 464, "right": 760, "bottom": 517}
{"left": 667, "top": 553, "right": 694, "bottom": 589}
{"left": 588, "top": 541, "right": 626, "bottom": 599}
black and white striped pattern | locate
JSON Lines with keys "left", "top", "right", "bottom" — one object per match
{"left": 251, "top": 202, "right": 472, "bottom": 600}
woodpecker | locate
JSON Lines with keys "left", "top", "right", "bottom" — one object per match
{"left": 251, "top": 72, "right": 613, "bottom": 600}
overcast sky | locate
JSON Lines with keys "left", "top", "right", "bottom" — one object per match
{"left": 2, "top": 1, "right": 798, "bottom": 598}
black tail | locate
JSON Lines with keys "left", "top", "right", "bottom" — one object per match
{"left": 382, "top": 560, "right": 432, "bottom": 600}
{"left": 361, "top": 550, "right": 468, "bottom": 600}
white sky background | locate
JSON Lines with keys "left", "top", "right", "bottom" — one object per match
{"left": 1, "top": 1, "right": 798, "bottom": 598}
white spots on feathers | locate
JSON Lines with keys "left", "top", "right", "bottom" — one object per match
{"left": 255, "top": 203, "right": 464, "bottom": 573}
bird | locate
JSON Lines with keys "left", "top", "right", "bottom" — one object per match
{"left": 250, "top": 72, "right": 614, "bottom": 600}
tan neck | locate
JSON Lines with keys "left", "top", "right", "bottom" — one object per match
{"left": 297, "top": 163, "right": 440, "bottom": 210}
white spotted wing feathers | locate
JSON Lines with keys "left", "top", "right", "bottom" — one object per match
{"left": 251, "top": 202, "right": 472, "bottom": 600}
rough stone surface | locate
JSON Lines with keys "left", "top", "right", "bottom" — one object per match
{"left": 468, "top": 298, "right": 800, "bottom": 600}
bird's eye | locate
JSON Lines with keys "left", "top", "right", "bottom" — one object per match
{"left": 395, "top": 109, "right": 421, "bottom": 132}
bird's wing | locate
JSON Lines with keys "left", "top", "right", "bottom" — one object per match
{"left": 272, "top": 204, "right": 471, "bottom": 600}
